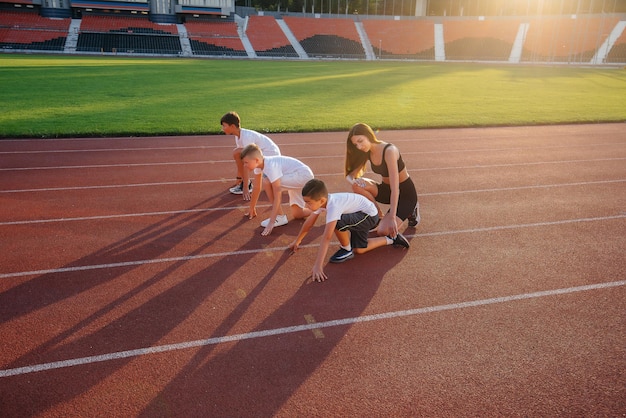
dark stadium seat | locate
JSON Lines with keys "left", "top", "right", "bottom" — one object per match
{"left": 246, "top": 15, "right": 298, "bottom": 58}
{"left": 76, "top": 15, "right": 181, "bottom": 54}
{"left": 521, "top": 16, "right": 619, "bottom": 63}
{"left": 442, "top": 19, "right": 520, "bottom": 61}
{"left": 0, "top": 11, "right": 69, "bottom": 51}
{"left": 185, "top": 20, "right": 246, "bottom": 56}
{"left": 283, "top": 16, "right": 365, "bottom": 58}
{"left": 362, "top": 19, "right": 435, "bottom": 59}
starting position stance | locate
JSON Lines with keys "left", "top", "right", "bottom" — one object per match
{"left": 220, "top": 111, "right": 281, "bottom": 200}
{"left": 289, "top": 179, "right": 410, "bottom": 282}
{"left": 241, "top": 144, "right": 314, "bottom": 236}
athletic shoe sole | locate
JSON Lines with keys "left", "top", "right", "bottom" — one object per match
{"left": 260, "top": 215, "right": 288, "bottom": 228}
{"left": 329, "top": 250, "right": 354, "bottom": 263}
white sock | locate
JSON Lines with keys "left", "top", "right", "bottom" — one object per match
{"left": 385, "top": 236, "right": 394, "bottom": 245}
{"left": 341, "top": 244, "right": 352, "bottom": 251}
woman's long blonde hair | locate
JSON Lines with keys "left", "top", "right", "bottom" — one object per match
{"left": 345, "top": 123, "right": 382, "bottom": 177}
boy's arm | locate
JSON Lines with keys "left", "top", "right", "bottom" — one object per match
{"left": 311, "top": 220, "right": 337, "bottom": 282}
{"left": 246, "top": 172, "right": 263, "bottom": 219}
{"left": 289, "top": 212, "right": 319, "bottom": 252}
{"left": 261, "top": 178, "right": 284, "bottom": 236}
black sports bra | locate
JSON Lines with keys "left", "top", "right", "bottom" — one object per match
{"left": 370, "top": 144, "right": 406, "bottom": 177}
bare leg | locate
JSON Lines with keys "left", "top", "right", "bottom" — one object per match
{"left": 232, "top": 148, "right": 244, "bottom": 182}
{"left": 263, "top": 177, "right": 285, "bottom": 216}
{"left": 354, "top": 236, "right": 389, "bottom": 254}
{"left": 290, "top": 204, "right": 312, "bottom": 220}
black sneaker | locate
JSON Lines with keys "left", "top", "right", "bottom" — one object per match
{"left": 229, "top": 182, "right": 244, "bottom": 194}
{"left": 329, "top": 248, "right": 354, "bottom": 263}
{"left": 408, "top": 203, "right": 420, "bottom": 227}
{"left": 391, "top": 233, "right": 410, "bottom": 249}
{"left": 229, "top": 181, "right": 252, "bottom": 195}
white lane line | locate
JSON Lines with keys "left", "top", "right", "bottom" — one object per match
{"left": 0, "top": 145, "right": 229, "bottom": 155}
{"left": 1, "top": 161, "right": 217, "bottom": 171}
{"left": 0, "top": 179, "right": 217, "bottom": 193}
{"left": 1, "top": 214, "right": 624, "bottom": 279}
{"left": 420, "top": 179, "right": 626, "bottom": 196}
{"left": 1, "top": 279, "right": 624, "bottom": 378}
{"left": 413, "top": 157, "right": 626, "bottom": 172}
{"left": 2, "top": 150, "right": 625, "bottom": 172}
{"left": 1, "top": 179, "right": 623, "bottom": 226}
{"left": 2, "top": 158, "right": 625, "bottom": 194}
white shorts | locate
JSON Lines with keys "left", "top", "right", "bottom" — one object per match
{"left": 280, "top": 167, "right": 314, "bottom": 208}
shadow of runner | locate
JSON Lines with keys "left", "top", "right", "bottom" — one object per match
{"left": 0, "top": 193, "right": 236, "bottom": 324}
{"left": 0, "top": 214, "right": 284, "bottom": 416}
{"left": 0, "top": 190, "right": 289, "bottom": 414}
{"left": 139, "top": 247, "right": 409, "bottom": 417}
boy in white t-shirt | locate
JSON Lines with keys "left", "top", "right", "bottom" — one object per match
{"left": 241, "top": 144, "right": 314, "bottom": 236}
{"left": 289, "top": 179, "right": 410, "bottom": 282}
{"left": 220, "top": 111, "right": 281, "bottom": 200}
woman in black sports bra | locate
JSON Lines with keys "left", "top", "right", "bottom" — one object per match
{"left": 345, "top": 123, "right": 419, "bottom": 239}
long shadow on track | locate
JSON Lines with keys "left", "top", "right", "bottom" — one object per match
{"left": 0, "top": 193, "right": 289, "bottom": 416}
{"left": 139, "top": 246, "right": 410, "bottom": 416}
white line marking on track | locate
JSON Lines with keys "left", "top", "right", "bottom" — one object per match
{"left": 2, "top": 152, "right": 625, "bottom": 172}
{"left": 1, "top": 279, "right": 624, "bottom": 378}
{"left": 1, "top": 158, "right": 625, "bottom": 193}
{"left": 1, "top": 180, "right": 623, "bottom": 226}
{"left": 1, "top": 214, "right": 624, "bottom": 279}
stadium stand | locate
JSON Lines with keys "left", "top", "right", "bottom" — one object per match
{"left": 185, "top": 20, "right": 246, "bottom": 56}
{"left": 76, "top": 15, "right": 181, "bottom": 54}
{"left": 283, "top": 16, "right": 365, "bottom": 58}
{"left": 79, "top": 15, "right": 178, "bottom": 34}
{"left": 521, "top": 15, "right": 619, "bottom": 63}
{"left": 0, "top": 10, "right": 70, "bottom": 51}
{"left": 246, "top": 15, "right": 297, "bottom": 58}
{"left": 362, "top": 19, "right": 434, "bottom": 59}
{"left": 1, "top": 5, "right": 625, "bottom": 64}
{"left": 442, "top": 18, "right": 520, "bottom": 61}
{"left": 605, "top": 21, "right": 626, "bottom": 63}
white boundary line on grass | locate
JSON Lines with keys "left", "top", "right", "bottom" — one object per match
{"left": 1, "top": 279, "right": 624, "bottom": 378}
{"left": 1, "top": 214, "right": 624, "bottom": 279}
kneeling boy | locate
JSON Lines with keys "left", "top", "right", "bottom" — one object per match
{"left": 241, "top": 144, "right": 314, "bottom": 236}
{"left": 288, "top": 179, "right": 410, "bottom": 282}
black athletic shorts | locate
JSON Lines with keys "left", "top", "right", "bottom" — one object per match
{"left": 375, "top": 177, "right": 418, "bottom": 221}
{"left": 336, "top": 211, "right": 379, "bottom": 249}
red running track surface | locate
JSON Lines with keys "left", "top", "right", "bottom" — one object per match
{"left": 0, "top": 124, "right": 625, "bottom": 416}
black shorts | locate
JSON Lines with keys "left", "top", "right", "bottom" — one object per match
{"left": 336, "top": 212, "right": 379, "bottom": 249}
{"left": 376, "top": 177, "right": 418, "bottom": 221}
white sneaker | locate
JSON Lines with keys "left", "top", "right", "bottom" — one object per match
{"left": 261, "top": 214, "right": 288, "bottom": 228}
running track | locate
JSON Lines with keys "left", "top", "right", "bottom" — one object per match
{"left": 0, "top": 124, "right": 624, "bottom": 416}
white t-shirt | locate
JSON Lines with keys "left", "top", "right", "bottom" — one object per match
{"left": 254, "top": 155, "right": 310, "bottom": 183}
{"left": 236, "top": 128, "right": 281, "bottom": 156}
{"left": 315, "top": 193, "right": 378, "bottom": 223}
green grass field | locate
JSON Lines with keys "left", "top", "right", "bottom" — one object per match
{"left": 1, "top": 54, "right": 625, "bottom": 138}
